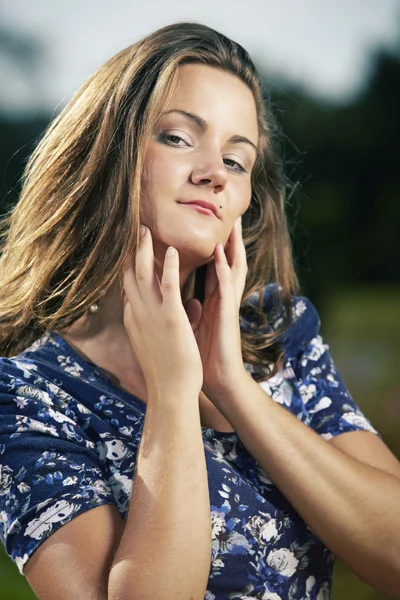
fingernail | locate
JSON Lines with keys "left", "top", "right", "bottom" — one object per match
{"left": 166, "top": 246, "right": 176, "bottom": 257}
{"left": 139, "top": 225, "right": 146, "bottom": 238}
{"left": 236, "top": 217, "right": 242, "bottom": 230}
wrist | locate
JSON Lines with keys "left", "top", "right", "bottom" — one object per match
{"left": 203, "top": 365, "right": 251, "bottom": 403}
{"left": 147, "top": 383, "right": 201, "bottom": 406}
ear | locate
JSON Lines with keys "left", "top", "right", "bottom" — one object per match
{"left": 183, "top": 298, "right": 202, "bottom": 333}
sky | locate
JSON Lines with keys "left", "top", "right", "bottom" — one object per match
{"left": 0, "top": 0, "right": 399, "bottom": 116}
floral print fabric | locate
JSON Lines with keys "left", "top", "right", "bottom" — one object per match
{"left": 0, "top": 286, "right": 379, "bottom": 599}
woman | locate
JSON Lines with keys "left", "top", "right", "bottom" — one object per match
{"left": 0, "top": 22, "right": 399, "bottom": 600}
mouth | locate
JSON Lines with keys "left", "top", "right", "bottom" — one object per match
{"left": 178, "top": 200, "right": 219, "bottom": 218}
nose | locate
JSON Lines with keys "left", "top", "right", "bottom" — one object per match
{"left": 190, "top": 150, "right": 228, "bottom": 190}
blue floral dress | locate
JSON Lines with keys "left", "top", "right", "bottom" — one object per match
{"left": 0, "top": 285, "right": 379, "bottom": 599}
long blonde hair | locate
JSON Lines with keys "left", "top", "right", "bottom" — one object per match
{"left": 0, "top": 22, "right": 299, "bottom": 380}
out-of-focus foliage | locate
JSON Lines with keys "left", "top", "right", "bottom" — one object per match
{"left": 0, "top": 28, "right": 399, "bottom": 600}
{"left": 0, "top": 543, "right": 36, "bottom": 599}
{"left": 270, "top": 45, "right": 400, "bottom": 305}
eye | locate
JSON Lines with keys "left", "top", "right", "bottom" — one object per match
{"left": 159, "top": 133, "right": 189, "bottom": 146}
{"left": 159, "top": 132, "right": 247, "bottom": 173}
{"left": 223, "top": 158, "right": 246, "bottom": 173}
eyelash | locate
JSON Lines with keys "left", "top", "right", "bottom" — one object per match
{"left": 159, "top": 133, "right": 247, "bottom": 173}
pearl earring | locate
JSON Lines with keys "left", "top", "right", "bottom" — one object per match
{"left": 88, "top": 289, "right": 106, "bottom": 315}
{"left": 89, "top": 302, "right": 100, "bottom": 314}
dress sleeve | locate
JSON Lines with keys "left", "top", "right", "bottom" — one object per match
{"left": 0, "top": 360, "right": 116, "bottom": 575}
{"left": 284, "top": 297, "right": 381, "bottom": 440}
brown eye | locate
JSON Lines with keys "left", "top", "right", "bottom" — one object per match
{"left": 224, "top": 158, "right": 246, "bottom": 173}
{"left": 159, "top": 133, "right": 188, "bottom": 146}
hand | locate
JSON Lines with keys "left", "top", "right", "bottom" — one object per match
{"left": 184, "top": 217, "right": 248, "bottom": 406}
{"left": 122, "top": 226, "right": 203, "bottom": 400}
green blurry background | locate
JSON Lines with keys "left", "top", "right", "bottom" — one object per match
{"left": 0, "top": 5, "right": 399, "bottom": 599}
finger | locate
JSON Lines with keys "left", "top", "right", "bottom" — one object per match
{"left": 122, "top": 269, "right": 145, "bottom": 340}
{"left": 134, "top": 225, "right": 162, "bottom": 304}
{"left": 160, "top": 246, "right": 182, "bottom": 308}
{"left": 228, "top": 217, "right": 247, "bottom": 305}
{"left": 184, "top": 298, "right": 202, "bottom": 332}
{"left": 204, "top": 256, "right": 218, "bottom": 300}
{"left": 215, "top": 242, "right": 243, "bottom": 316}
{"left": 122, "top": 259, "right": 141, "bottom": 309}
{"left": 214, "top": 243, "right": 234, "bottom": 301}
{"left": 227, "top": 217, "right": 246, "bottom": 269}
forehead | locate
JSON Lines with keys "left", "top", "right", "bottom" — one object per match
{"left": 161, "top": 64, "right": 259, "bottom": 141}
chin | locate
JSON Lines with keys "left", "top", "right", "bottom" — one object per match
{"left": 152, "top": 227, "right": 221, "bottom": 267}
{"left": 178, "top": 236, "right": 217, "bottom": 259}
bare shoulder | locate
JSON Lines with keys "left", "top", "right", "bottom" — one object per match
{"left": 24, "top": 504, "right": 124, "bottom": 600}
{"left": 327, "top": 430, "right": 400, "bottom": 480}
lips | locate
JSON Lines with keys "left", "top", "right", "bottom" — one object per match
{"left": 178, "top": 200, "right": 219, "bottom": 218}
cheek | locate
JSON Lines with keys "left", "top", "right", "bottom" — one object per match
{"left": 142, "top": 146, "right": 185, "bottom": 195}
{"left": 140, "top": 145, "right": 189, "bottom": 225}
{"left": 142, "top": 156, "right": 167, "bottom": 195}
{"left": 231, "top": 180, "right": 252, "bottom": 217}
{"left": 220, "top": 182, "right": 251, "bottom": 246}
{"left": 241, "top": 180, "right": 253, "bottom": 211}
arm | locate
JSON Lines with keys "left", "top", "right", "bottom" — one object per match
{"left": 108, "top": 392, "right": 212, "bottom": 600}
{"left": 24, "top": 391, "right": 212, "bottom": 600}
{"left": 212, "top": 369, "right": 400, "bottom": 597}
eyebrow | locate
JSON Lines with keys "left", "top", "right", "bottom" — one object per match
{"left": 161, "top": 109, "right": 258, "bottom": 157}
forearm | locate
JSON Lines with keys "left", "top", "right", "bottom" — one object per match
{"left": 108, "top": 392, "right": 212, "bottom": 600}
{"left": 217, "top": 372, "right": 400, "bottom": 592}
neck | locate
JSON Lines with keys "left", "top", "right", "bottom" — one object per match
{"left": 56, "top": 265, "right": 197, "bottom": 393}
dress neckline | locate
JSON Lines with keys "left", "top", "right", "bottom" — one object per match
{"left": 45, "top": 330, "right": 237, "bottom": 439}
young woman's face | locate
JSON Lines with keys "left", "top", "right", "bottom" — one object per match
{"left": 141, "top": 63, "right": 259, "bottom": 269}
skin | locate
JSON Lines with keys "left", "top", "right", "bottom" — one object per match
{"left": 61, "top": 63, "right": 258, "bottom": 415}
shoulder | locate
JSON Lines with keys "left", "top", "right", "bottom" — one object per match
{"left": 0, "top": 332, "right": 53, "bottom": 387}
{"left": 0, "top": 331, "right": 89, "bottom": 389}
{"left": 0, "top": 333, "right": 82, "bottom": 413}
{"left": 241, "top": 283, "right": 321, "bottom": 360}
{"left": 0, "top": 356, "right": 40, "bottom": 392}
{"left": 280, "top": 296, "right": 321, "bottom": 360}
